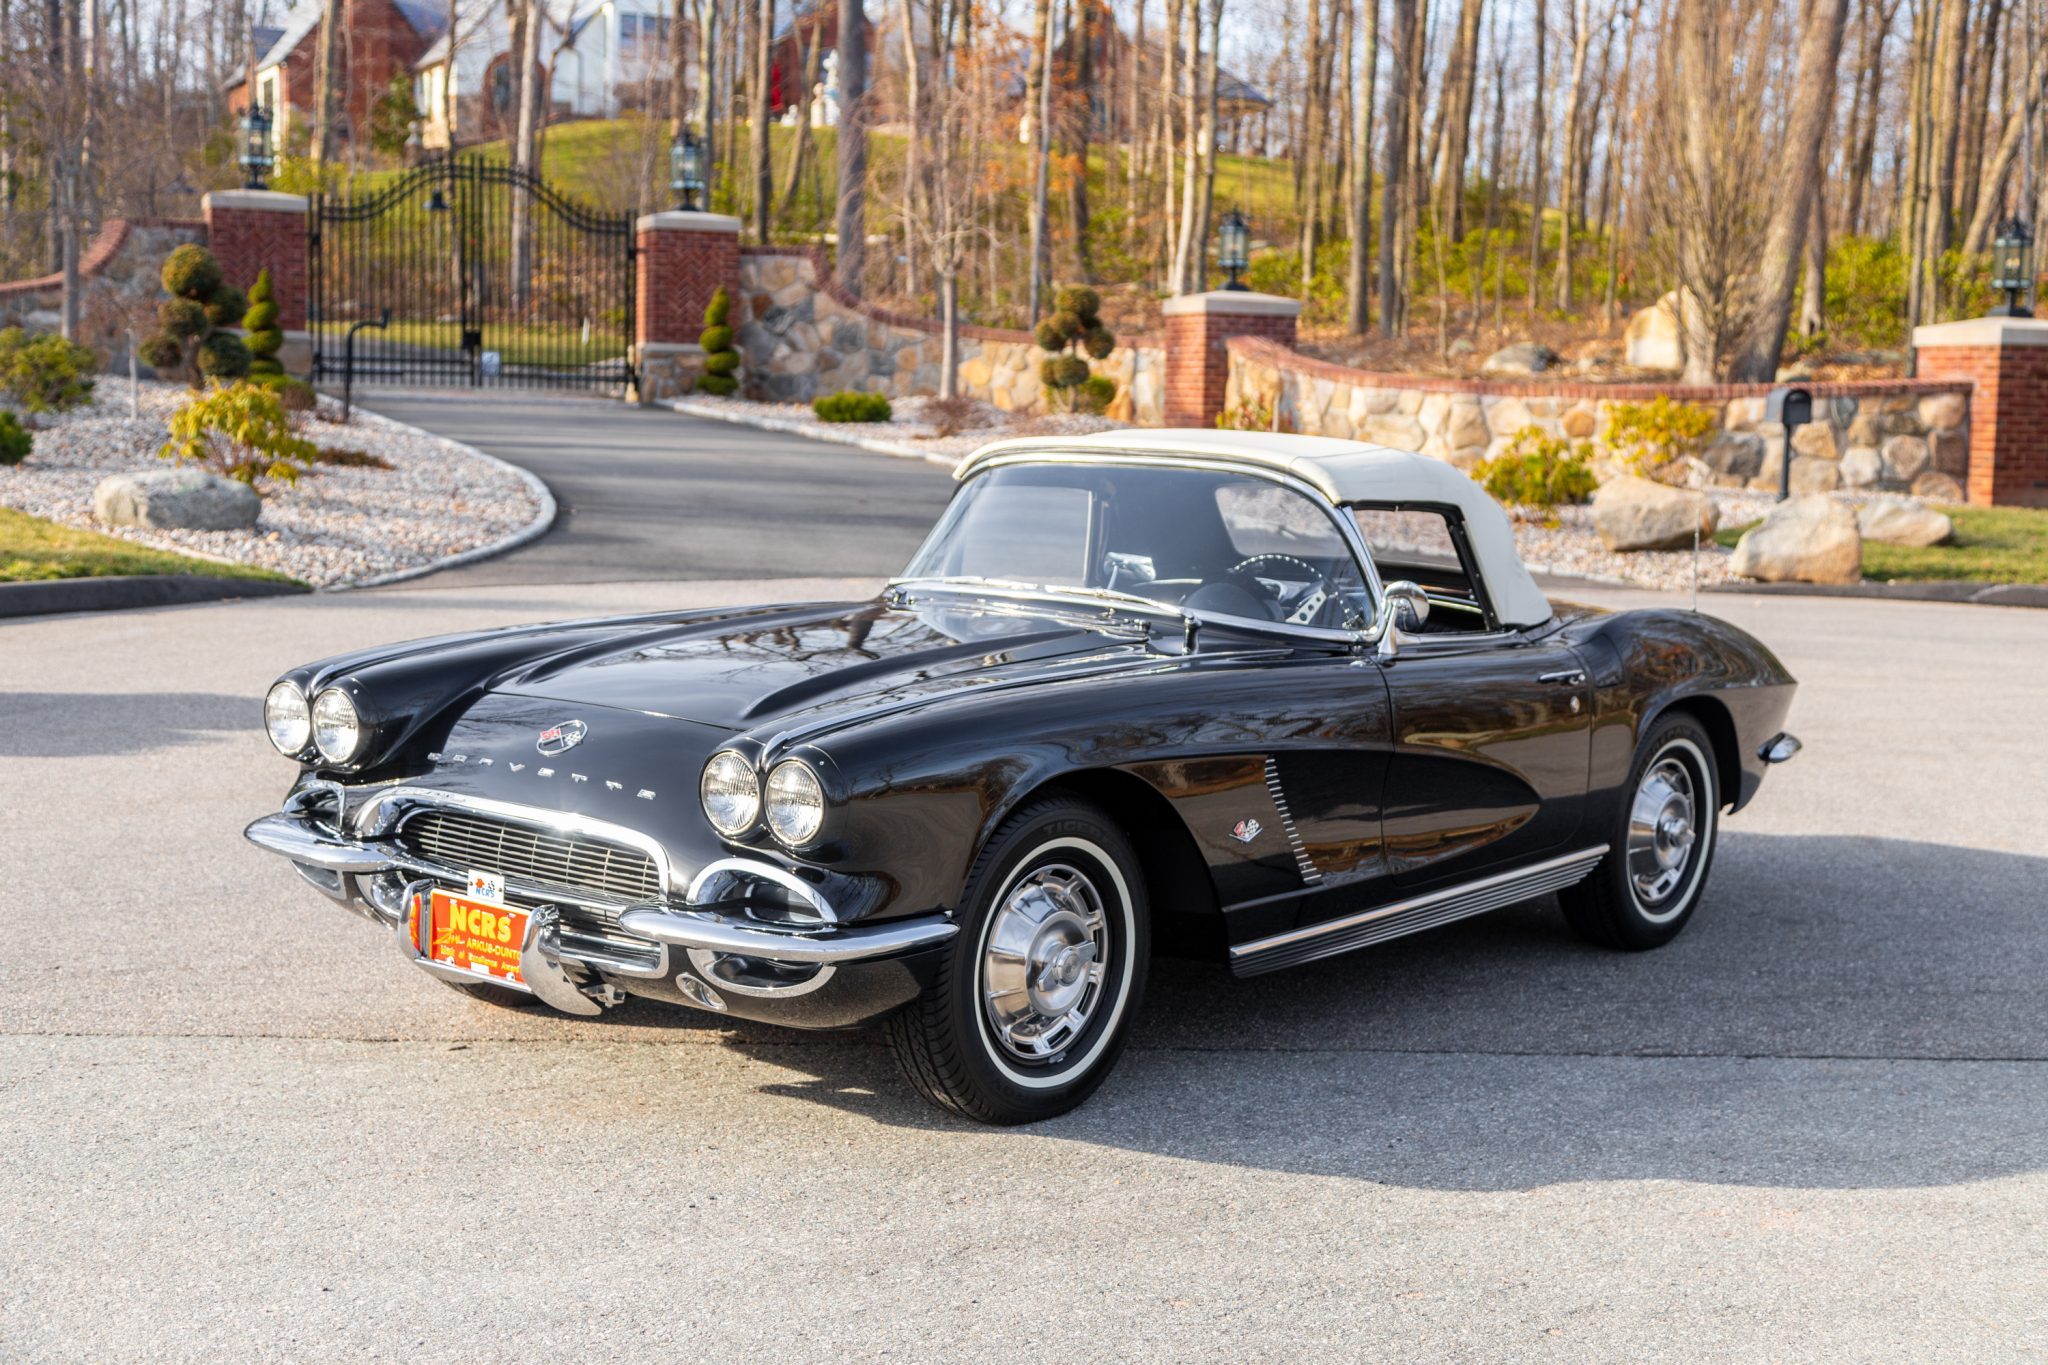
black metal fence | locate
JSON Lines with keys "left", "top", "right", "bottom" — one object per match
{"left": 309, "top": 157, "right": 635, "bottom": 392}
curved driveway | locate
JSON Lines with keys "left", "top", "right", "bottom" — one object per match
{"left": 363, "top": 392, "right": 957, "bottom": 586}
{"left": 3, "top": 403, "right": 2046, "bottom": 1357}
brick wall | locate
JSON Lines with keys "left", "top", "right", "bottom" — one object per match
{"left": 1163, "top": 302, "right": 1299, "bottom": 427}
{"left": 205, "top": 200, "right": 309, "bottom": 330}
{"left": 1915, "top": 333, "right": 2048, "bottom": 507}
{"left": 637, "top": 218, "right": 741, "bottom": 346}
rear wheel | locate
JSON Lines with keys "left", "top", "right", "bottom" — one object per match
{"left": 1559, "top": 713, "right": 1720, "bottom": 950}
{"left": 884, "top": 797, "right": 1149, "bottom": 1124}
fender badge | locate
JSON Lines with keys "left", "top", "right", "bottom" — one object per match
{"left": 537, "top": 720, "right": 587, "bottom": 755}
{"left": 1230, "top": 818, "right": 1264, "bottom": 844}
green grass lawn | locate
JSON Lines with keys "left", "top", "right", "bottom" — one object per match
{"left": 0, "top": 506, "right": 302, "bottom": 585}
{"left": 1716, "top": 504, "right": 2048, "bottom": 584}
{"left": 312, "top": 319, "right": 627, "bottom": 367}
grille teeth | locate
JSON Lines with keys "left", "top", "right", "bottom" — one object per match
{"left": 396, "top": 810, "right": 660, "bottom": 910}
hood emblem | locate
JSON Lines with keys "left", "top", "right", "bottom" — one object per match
{"left": 1230, "top": 818, "right": 1264, "bottom": 844}
{"left": 537, "top": 720, "right": 587, "bottom": 755}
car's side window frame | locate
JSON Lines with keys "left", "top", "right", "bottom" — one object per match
{"left": 1343, "top": 500, "right": 1506, "bottom": 635}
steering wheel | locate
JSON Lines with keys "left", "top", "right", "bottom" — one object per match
{"left": 1225, "top": 554, "right": 1335, "bottom": 627}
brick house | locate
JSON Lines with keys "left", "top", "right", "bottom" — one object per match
{"left": 226, "top": 0, "right": 448, "bottom": 154}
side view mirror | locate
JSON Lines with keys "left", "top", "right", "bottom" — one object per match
{"left": 1372, "top": 580, "right": 1430, "bottom": 658}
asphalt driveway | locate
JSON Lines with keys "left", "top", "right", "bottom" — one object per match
{"left": 3, "top": 569, "right": 2045, "bottom": 1359}
{"left": 360, "top": 392, "right": 957, "bottom": 586}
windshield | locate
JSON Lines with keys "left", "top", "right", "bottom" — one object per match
{"left": 900, "top": 462, "right": 1373, "bottom": 630}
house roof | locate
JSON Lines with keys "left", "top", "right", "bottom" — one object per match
{"left": 956, "top": 431, "right": 1552, "bottom": 628}
{"left": 252, "top": 0, "right": 447, "bottom": 74}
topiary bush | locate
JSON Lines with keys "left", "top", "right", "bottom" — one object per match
{"left": 0, "top": 411, "right": 31, "bottom": 465}
{"left": 0, "top": 327, "right": 98, "bottom": 413}
{"left": 812, "top": 390, "right": 893, "bottom": 422}
{"left": 143, "top": 244, "right": 259, "bottom": 388}
{"left": 160, "top": 381, "right": 315, "bottom": 488}
{"left": 1475, "top": 426, "right": 1598, "bottom": 522}
{"left": 1036, "top": 285, "right": 1116, "bottom": 412}
{"left": 243, "top": 269, "right": 285, "bottom": 376}
{"left": 697, "top": 287, "right": 741, "bottom": 396}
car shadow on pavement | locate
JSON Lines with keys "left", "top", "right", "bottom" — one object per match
{"left": 722, "top": 832, "right": 2048, "bottom": 1191}
{"left": 0, "top": 692, "right": 255, "bottom": 758}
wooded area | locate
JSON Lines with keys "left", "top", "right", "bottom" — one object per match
{"left": 2, "top": 0, "right": 2043, "bottom": 381}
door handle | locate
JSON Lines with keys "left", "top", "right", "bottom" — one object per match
{"left": 1538, "top": 669, "right": 1587, "bottom": 686}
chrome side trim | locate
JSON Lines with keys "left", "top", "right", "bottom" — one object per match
{"left": 1229, "top": 845, "right": 1610, "bottom": 976}
{"left": 1262, "top": 756, "right": 1322, "bottom": 886}
{"left": 616, "top": 907, "right": 957, "bottom": 964}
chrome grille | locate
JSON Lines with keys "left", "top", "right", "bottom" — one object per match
{"left": 396, "top": 809, "right": 660, "bottom": 906}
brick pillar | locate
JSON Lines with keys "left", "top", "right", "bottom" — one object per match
{"left": 635, "top": 210, "right": 742, "bottom": 402}
{"left": 1162, "top": 291, "right": 1302, "bottom": 427}
{"left": 201, "top": 190, "right": 309, "bottom": 329}
{"left": 1913, "top": 317, "right": 2048, "bottom": 507}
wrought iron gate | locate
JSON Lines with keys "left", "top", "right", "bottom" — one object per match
{"left": 309, "top": 157, "right": 635, "bottom": 391}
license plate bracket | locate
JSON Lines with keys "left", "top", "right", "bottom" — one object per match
{"left": 423, "top": 886, "right": 531, "bottom": 987}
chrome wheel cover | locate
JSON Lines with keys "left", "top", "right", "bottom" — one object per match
{"left": 1628, "top": 755, "right": 1698, "bottom": 917}
{"left": 980, "top": 863, "right": 1110, "bottom": 1064}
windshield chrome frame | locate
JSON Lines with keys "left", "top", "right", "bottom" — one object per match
{"left": 892, "top": 451, "right": 1387, "bottom": 646}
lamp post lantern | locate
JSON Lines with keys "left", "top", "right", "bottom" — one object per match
{"left": 670, "top": 129, "right": 707, "bottom": 212}
{"left": 240, "top": 105, "right": 275, "bottom": 191}
{"left": 1217, "top": 209, "right": 1251, "bottom": 291}
{"left": 1990, "top": 218, "right": 2035, "bottom": 318}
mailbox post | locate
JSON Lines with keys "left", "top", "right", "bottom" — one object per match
{"left": 1764, "top": 386, "right": 1813, "bottom": 503}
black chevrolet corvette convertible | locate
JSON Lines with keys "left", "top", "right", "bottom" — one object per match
{"left": 247, "top": 431, "right": 1800, "bottom": 1123}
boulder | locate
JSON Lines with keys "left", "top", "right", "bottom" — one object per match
{"left": 1910, "top": 470, "right": 1966, "bottom": 503}
{"left": 1790, "top": 422, "right": 1839, "bottom": 460}
{"left": 1789, "top": 455, "right": 1842, "bottom": 496}
{"left": 1858, "top": 494, "right": 1952, "bottom": 547}
{"left": 1880, "top": 434, "right": 1931, "bottom": 483}
{"left": 1623, "top": 291, "right": 1688, "bottom": 370}
{"left": 94, "top": 469, "right": 260, "bottom": 531}
{"left": 1480, "top": 342, "right": 1560, "bottom": 376}
{"left": 1730, "top": 496, "right": 1861, "bottom": 584}
{"left": 1838, "top": 445, "right": 1883, "bottom": 488}
{"left": 1561, "top": 405, "right": 1597, "bottom": 439}
{"left": 1590, "top": 476, "right": 1718, "bottom": 552}
{"left": 1917, "top": 392, "right": 1967, "bottom": 431}
{"left": 1701, "top": 431, "right": 1765, "bottom": 482}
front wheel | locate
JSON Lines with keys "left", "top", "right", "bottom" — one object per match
{"left": 884, "top": 797, "right": 1149, "bottom": 1124}
{"left": 1558, "top": 713, "right": 1721, "bottom": 950}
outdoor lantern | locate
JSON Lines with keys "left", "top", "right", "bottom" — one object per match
{"left": 240, "top": 104, "right": 275, "bottom": 191}
{"left": 671, "top": 129, "right": 707, "bottom": 212}
{"left": 1990, "top": 217, "right": 2035, "bottom": 318}
{"left": 1218, "top": 209, "right": 1251, "bottom": 291}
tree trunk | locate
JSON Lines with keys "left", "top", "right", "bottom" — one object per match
{"left": 1346, "top": 0, "right": 1377, "bottom": 334}
{"left": 511, "top": 0, "right": 543, "bottom": 315}
{"left": 778, "top": 18, "right": 822, "bottom": 215}
{"left": 1192, "top": 0, "right": 1223, "bottom": 276}
{"left": 1378, "top": 0, "right": 1415, "bottom": 335}
{"left": 1525, "top": 0, "right": 1546, "bottom": 317}
{"left": 939, "top": 271, "right": 959, "bottom": 397}
{"left": 1069, "top": 0, "right": 1095, "bottom": 281}
{"left": 1799, "top": 180, "right": 1827, "bottom": 337}
{"left": 311, "top": 0, "right": 343, "bottom": 165}
{"left": 834, "top": 0, "right": 866, "bottom": 290}
{"left": 1026, "top": 0, "right": 1055, "bottom": 314}
{"left": 1553, "top": 0, "right": 1587, "bottom": 312}
{"left": 1962, "top": 37, "right": 2047, "bottom": 251}
{"left": 1432, "top": 0, "right": 1483, "bottom": 240}
{"left": 749, "top": 0, "right": 772, "bottom": 242}
{"left": 1298, "top": 0, "right": 1325, "bottom": 286}
{"left": 1726, "top": 0, "right": 1850, "bottom": 381}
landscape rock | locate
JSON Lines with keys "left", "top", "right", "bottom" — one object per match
{"left": 1838, "top": 445, "right": 1883, "bottom": 488}
{"left": 1701, "top": 431, "right": 1765, "bottom": 483}
{"left": 1880, "top": 433, "right": 1931, "bottom": 483}
{"left": 1910, "top": 470, "right": 1966, "bottom": 502}
{"left": 1930, "top": 426, "right": 1967, "bottom": 475}
{"left": 1917, "top": 392, "right": 1967, "bottom": 431}
{"left": 1562, "top": 405, "right": 1597, "bottom": 439}
{"left": 1623, "top": 291, "right": 1690, "bottom": 370}
{"left": 1791, "top": 422, "right": 1839, "bottom": 460}
{"left": 93, "top": 468, "right": 260, "bottom": 531}
{"left": 1730, "top": 496, "right": 1862, "bottom": 584}
{"left": 1590, "top": 476, "right": 1718, "bottom": 552}
{"left": 1858, "top": 494, "right": 1952, "bottom": 547}
{"left": 1789, "top": 455, "right": 1842, "bottom": 495}
{"left": 1480, "top": 342, "right": 1560, "bottom": 376}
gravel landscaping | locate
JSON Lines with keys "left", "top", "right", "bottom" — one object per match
{"left": 0, "top": 379, "right": 546, "bottom": 588}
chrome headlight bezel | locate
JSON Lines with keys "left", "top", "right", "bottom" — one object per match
{"left": 310, "top": 686, "right": 364, "bottom": 765}
{"left": 700, "top": 749, "right": 762, "bottom": 836}
{"left": 264, "top": 681, "right": 311, "bottom": 756}
{"left": 763, "top": 758, "right": 827, "bottom": 848}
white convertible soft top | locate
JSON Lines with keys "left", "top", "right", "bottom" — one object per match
{"left": 957, "top": 429, "right": 1554, "bottom": 629}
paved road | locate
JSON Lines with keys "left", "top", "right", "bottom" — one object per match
{"left": 3, "top": 568, "right": 2045, "bottom": 1359}
{"left": 361, "top": 392, "right": 957, "bottom": 586}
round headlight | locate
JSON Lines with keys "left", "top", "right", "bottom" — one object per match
{"left": 264, "top": 681, "right": 311, "bottom": 756}
{"left": 311, "top": 687, "right": 363, "bottom": 764}
{"left": 764, "top": 759, "right": 826, "bottom": 846}
{"left": 700, "top": 750, "right": 761, "bottom": 835}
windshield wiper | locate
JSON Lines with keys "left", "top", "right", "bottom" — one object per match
{"left": 887, "top": 576, "right": 1199, "bottom": 648}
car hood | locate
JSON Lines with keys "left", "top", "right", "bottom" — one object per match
{"left": 490, "top": 597, "right": 1161, "bottom": 732}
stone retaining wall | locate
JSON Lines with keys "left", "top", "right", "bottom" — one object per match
{"left": 0, "top": 219, "right": 207, "bottom": 362}
{"left": 1226, "top": 337, "right": 1974, "bottom": 495}
{"left": 733, "top": 247, "right": 1167, "bottom": 423}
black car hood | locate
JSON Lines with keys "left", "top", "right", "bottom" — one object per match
{"left": 491, "top": 598, "right": 1159, "bottom": 732}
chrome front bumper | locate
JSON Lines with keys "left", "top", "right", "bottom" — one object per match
{"left": 244, "top": 803, "right": 957, "bottom": 988}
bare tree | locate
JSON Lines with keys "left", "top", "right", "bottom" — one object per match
{"left": 1378, "top": 0, "right": 1415, "bottom": 334}
{"left": 1432, "top": 0, "right": 1483, "bottom": 240}
{"left": 749, "top": 0, "right": 771, "bottom": 241}
{"left": 1345, "top": 0, "right": 1378, "bottom": 333}
{"left": 1025, "top": 0, "right": 1056, "bottom": 314}
{"left": 311, "top": 0, "right": 343, "bottom": 165}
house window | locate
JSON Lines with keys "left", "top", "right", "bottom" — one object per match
{"left": 620, "top": 12, "right": 667, "bottom": 62}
